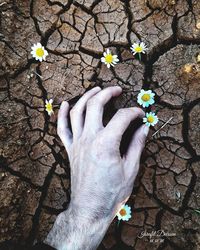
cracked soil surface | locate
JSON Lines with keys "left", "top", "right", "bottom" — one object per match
{"left": 0, "top": 0, "right": 200, "bottom": 249}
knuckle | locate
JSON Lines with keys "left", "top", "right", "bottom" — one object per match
{"left": 136, "top": 134, "right": 146, "bottom": 146}
{"left": 92, "top": 133, "right": 115, "bottom": 156}
{"left": 117, "top": 108, "right": 129, "bottom": 117}
{"left": 57, "top": 124, "right": 64, "bottom": 137}
{"left": 117, "top": 107, "right": 144, "bottom": 117}
{"left": 71, "top": 103, "right": 82, "bottom": 115}
{"left": 70, "top": 108, "right": 77, "bottom": 117}
{"left": 79, "top": 135, "right": 88, "bottom": 144}
{"left": 94, "top": 136, "right": 104, "bottom": 148}
{"left": 87, "top": 96, "right": 101, "bottom": 107}
{"left": 56, "top": 212, "right": 65, "bottom": 223}
{"left": 92, "top": 137, "right": 104, "bottom": 154}
{"left": 133, "top": 107, "right": 145, "bottom": 116}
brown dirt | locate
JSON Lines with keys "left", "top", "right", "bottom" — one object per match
{"left": 0, "top": 0, "right": 200, "bottom": 249}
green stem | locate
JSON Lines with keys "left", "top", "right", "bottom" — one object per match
{"left": 117, "top": 220, "right": 121, "bottom": 228}
{"left": 194, "top": 209, "right": 200, "bottom": 215}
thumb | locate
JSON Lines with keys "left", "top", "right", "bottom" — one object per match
{"left": 124, "top": 124, "right": 149, "bottom": 175}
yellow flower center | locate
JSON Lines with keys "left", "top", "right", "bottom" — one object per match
{"left": 119, "top": 208, "right": 127, "bottom": 216}
{"left": 147, "top": 115, "right": 154, "bottom": 123}
{"left": 105, "top": 54, "right": 113, "bottom": 64}
{"left": 135, "top": 46, "right": 142, "bottom": 53}
{"left": 45, "top": 103, "right": 52, "bottom": 112}
{"left": 141, "top": 94, "right": 150, "bottom": 102}
{"left": 36, "top": 48, "right": 44, "bottom": 57}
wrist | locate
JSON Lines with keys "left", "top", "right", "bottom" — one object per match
{"left": 70, "top": 198, "right": 116, "bottom": 223}
{"left": 45, "top": 202, "right": 115, "bottom": 250}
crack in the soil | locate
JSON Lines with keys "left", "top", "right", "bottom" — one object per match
{"left": 0, "top": 0, "right": 200, "bottom": 249}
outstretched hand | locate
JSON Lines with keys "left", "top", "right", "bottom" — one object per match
{"left": 45, "top": 86, "right": 149, "bottom": 250}
{"left": 57, "top": 86, "right": 149, "bottom": 219}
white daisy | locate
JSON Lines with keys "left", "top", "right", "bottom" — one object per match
{"left": 130, "top": 42, "right": 148, "bottom": 55}
{"left": 31, "top": 43, "right": 48, "bottom": 62}
{"left": 27, "top": 73, "right": 34, "bottom": 79}
{"left": 101, "top": 49, "right": 119, "bottom": 68}
{"left": 137, "top": 89, "right": 155, "bottom": 108}
{"left": 143, "top": 112, "right": 159, "bottom": 127}
{"left": 116, "top": 204, "right": 131, "bottom": 221}
{"left": 45, "top": 99, "right": 54, "bottom": 116}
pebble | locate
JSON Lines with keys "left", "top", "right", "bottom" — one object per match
{"left": 197, "top": 54, "right": 200, "bottom": 63}
{"left": 196, "top": 22, "right": 200, "bottom": 30}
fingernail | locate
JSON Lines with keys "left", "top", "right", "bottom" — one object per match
{"left": 115, "top": 86, "right": 122, "bottom": 91}
{"left": 143, "top": 124, "right": 149, "bottom": 136}
{"left": 61, "top": 101, "right": 69, "bottom": 107}
{"left": 94, "top": 86, "right": 101, "bottom": 91}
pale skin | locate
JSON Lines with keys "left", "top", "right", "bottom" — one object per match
{"left": 45, "top": 86, "right": 149, "bottom": 250}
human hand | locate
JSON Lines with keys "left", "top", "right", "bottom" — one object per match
{"left": 45, "top": 86, "right": 149, "bottom": 250}
{"left": 57, "top": 86, "right": 149, "bottom": 220}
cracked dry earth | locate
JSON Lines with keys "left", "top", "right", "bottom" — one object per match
{"left": 0, "top": 0, "right": 200, "bottom": 249}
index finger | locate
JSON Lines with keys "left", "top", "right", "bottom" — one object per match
{"left": 83, "top": 86, "right": 122, "bottom": 134}
{"left": 101, "top": 107, "right": 145, "bottom": 145}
